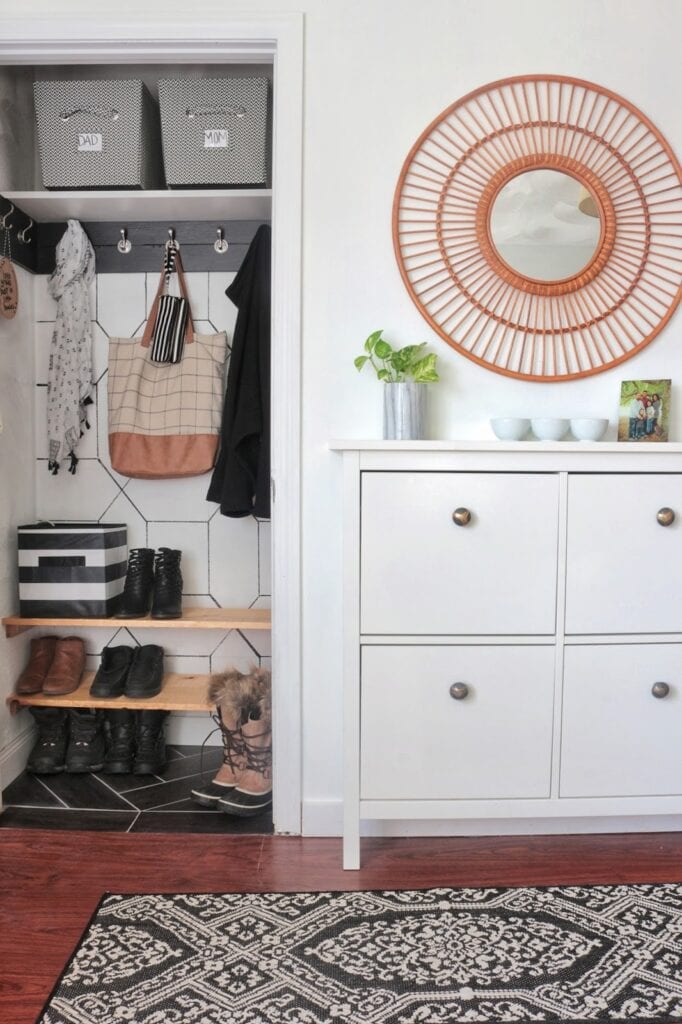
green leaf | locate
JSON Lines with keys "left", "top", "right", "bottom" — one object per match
{"left": 354, "top": 355, "right": 369, "bottom": 371}
{"left": 411, "top": 353, "right": 440, "bottom": 383}
{"left": 377, "top": 368, "right": 391, "bottom": 381}
{"left": 374, "top": 339, "right": 393, "bottom": 360}
{"left": 364, "top": 329, "right": 384, "bottom": 354}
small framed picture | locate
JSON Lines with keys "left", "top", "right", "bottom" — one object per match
{"left": 618, "top": 379, "right": 671, "bottom": 442}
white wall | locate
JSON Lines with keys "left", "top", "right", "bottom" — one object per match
{"left": 0, "top": 265, "right": 36, "bottom": 791}
{"left": 2, "top": 0, "right": 681, "bottom": 831}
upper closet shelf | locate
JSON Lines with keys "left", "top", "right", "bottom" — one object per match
{"left": 1, "top": 189, "right": 272, "bottom": 223}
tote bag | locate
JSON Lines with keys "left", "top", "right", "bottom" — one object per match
{"left": 107, "top": 262, "right": 227, "bottom": 479}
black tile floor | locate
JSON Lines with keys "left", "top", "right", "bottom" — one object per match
{"left": 0, "top": 745, "right": 273, "bottom": 834}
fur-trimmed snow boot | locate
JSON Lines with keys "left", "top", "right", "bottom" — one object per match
{"left": 191, "top": 666, "right": 272, "bottom": 814}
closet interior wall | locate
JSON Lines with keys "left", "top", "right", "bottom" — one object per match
{"left": 0, "top": 61, "right": 273, "bottom": 777}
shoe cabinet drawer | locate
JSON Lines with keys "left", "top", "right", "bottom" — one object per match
{"left": 360, "top": 644, "right": 554, "bottom": 800}
{"left": 560, "top": 643, "right": 682, "bottom": 797}
{"left": 565, "top": 474, "right": 682, "bottom": 634}
{"left": 360, "top": 473, "right": 559, "bottom": 635}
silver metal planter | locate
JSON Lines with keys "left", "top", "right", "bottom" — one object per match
{"left": 383, "top": 382, "right": 426, "bottom": 440}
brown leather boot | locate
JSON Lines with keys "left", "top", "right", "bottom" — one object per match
{"left": 42, "top": 637, "right": 86, "bottom": 696}
{"left": 16, "top": 636, "right": 57, "bottom": 695}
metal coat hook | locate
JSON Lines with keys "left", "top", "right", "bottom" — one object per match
{"left": 166, "top": 227, "right": 179, "bottom": 251}
{"left": 17, "top": 217, "right": 33, "bottom": 245}
{"left": 0, "top": 202, "right": 14, "bottom": 230}
{"left": 117, "top": 227, "right": 132, "bottom": 254}
{"left": 214, "top": 226, "right": 229, "bottom": 254}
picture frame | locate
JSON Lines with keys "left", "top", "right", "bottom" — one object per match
{"left": 618, "top": 379, "right": 671, "bottom": 442}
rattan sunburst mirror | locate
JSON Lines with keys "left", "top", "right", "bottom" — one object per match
{"left": 393, "top": 75, "right": 682, "bottom": 381}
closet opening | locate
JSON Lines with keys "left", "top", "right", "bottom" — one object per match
{"left": 0, "top": 27, "right": 302, "bottom": 839}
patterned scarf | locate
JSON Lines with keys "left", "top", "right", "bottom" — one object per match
{"left": 47, "top": 219, "right": 96, "bottom": 474}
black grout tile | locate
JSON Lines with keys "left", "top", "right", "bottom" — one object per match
{"left": 92, "top": 771, "right": 165, "bottom": 794}
{"left": 0, "top": 807, "right": 138, "bottom": 831}
{"left": 124, "top": 773, "right": 218, "bottom": 811}
{"left": 130, "top": 809, "right": 273, "bottom": 835}
{"left": 2, "top": 773, "right": 64, "bottom": 808}
{"left": 161, "top": 748, "right": 223, "bottom": 781}
{"left": 166, "top": 744, "right": 204, "bottom": 757}
{"left": 40, "top": 773, "right": 137, "bottom": 811}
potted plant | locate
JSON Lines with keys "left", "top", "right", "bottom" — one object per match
{"left": 354, "top": 329, "right": 439, "bottom": 440}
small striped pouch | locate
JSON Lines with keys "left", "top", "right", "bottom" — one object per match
{"left": 149, "top": 292, "right": 190, "bottom": 364}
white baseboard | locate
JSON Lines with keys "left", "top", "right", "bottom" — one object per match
{"left": 0, "top": 725, "right": 35, "bottom": 801}
{"left": 302, "top": 799, "right": 682, "bottom": 838}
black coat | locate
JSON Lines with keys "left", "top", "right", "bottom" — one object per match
{"left": 206, "top": 224, "right": 271, "bottom": 518}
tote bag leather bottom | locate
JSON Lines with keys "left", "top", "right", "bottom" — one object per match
{"left": 109, "top": 432, "right": 218, "bottom": 479}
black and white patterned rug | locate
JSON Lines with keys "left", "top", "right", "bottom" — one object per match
{"left": 39, "top": 884, "right": 682, "bottom": 1023}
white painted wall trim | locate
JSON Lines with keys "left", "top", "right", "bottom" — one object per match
{"left": 0, "top": 725, "right": 34, "bottom": 803}
{"left": 0, "top": 13, "right": 304, "bottom": 835}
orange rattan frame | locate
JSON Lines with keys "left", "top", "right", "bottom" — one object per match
{"left": 392, "top": 75, "right": 682, "bottom": 381}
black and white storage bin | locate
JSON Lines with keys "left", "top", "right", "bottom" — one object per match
{"left": 158, "top": 77, "right": 271, "bottom": 187}
{"left": 18, "top": 523, "right": 128, "bottom": 617}
{"left": 33, "top": 80, "right": 164, "bottom": 190}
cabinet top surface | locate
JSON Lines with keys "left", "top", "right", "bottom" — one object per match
{"left": 330, "top": 440, "right": 682, "bottom": 454}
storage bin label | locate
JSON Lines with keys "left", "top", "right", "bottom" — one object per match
{"left": 204, "top": 129, "right": 228, "bottom": 149}
{"left": 78, "top": 133, "right": 103, "bottom": 152}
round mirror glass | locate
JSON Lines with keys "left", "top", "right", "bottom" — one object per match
{"left": 489, "top": 169, "right": 602, "bottom": 281}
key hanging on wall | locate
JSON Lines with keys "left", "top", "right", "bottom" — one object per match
{"left": 0, "top": 203, "right": 18, "bottom": 320}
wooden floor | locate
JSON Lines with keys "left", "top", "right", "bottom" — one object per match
{"left": 2, "top": 829, "right": 682, "bottom": 1024}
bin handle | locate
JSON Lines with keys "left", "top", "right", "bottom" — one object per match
{"left": 59, "top": 106, "right": 120, "bottom": 122}
{"left": 186, "top": 104, "right": 246, "bottom": 119}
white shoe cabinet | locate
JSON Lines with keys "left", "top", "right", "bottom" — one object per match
{"left": 333, "top": 440, "right": 682, "bottom": 868}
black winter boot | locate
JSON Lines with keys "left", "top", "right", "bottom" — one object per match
{"left": 124, "top": 644, "right": 164, "bottom": 698}
{"left": 133, "top": 710, "right": 168, "bottom": 774}
{"left": 65, "top": 709, "right": 106, "bottom": 772}
{"left": 103, "top": 709, "right": 136, "bottom": 774}
{"left": 27, "top": 707, "right": 68, "bottom": 774}
{"left": 151, "top": 548, "right": 183, "bottom": 619}
{"left": 116, "top": 548, "right": 155, "bottom": 618}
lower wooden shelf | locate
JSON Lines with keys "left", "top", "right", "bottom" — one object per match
{"left": 7, "top": 673, "right": 212, "bottom": 713}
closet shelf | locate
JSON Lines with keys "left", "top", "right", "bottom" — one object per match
{"left": 7, "top": 672, "right": 212, "bottom": 713}
{"left": 1, "top": 189, "right": 272, "bottom": 223}
{"left": 2, "top": 606, "right": 271, "bottom": 638}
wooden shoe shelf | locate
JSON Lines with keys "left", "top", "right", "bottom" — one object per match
{"left": 3, "top": 607, "right": 271, "bottom": 713}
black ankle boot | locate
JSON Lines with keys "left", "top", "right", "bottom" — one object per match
{"left": 151, "top": 548, "right": 183, "bottom": 619}
{"left": 116, "top": 548, "right": 155, "bottom": 618}
{"left": 103, "top": 709, "right": 136, "bottom": 774}
{"left": 27, "top": 707, "right": 68, "bottom": 774}
{"left": 65, "top": 709, "right": 105, "bottom": 773}
{"left": 133, "top": 710, "right": 168, "bottom": 774}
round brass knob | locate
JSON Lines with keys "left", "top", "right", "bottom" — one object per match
{"left": 651, "top": 681, "right": 670, "bottom": 699}
{"left": 452, "top": 507, "right": 471, "bottom": 527}
{"left": 449, "top": 682, "right": 469, "bottom": 700}
{"left": 657, "top": 507, "right": 675, "bottom": 527}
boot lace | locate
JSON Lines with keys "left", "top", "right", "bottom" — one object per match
{"left": 242, "top": 720, "right": 272, "bottom": 778}
{"left": 199, "top": 710, "right": 246, "bottom": 785}
{"left": 154, "top": 548, "right": 182, "bottom": 598}
{"left": 122, "top": 549, "right": 153, "bottom": 593}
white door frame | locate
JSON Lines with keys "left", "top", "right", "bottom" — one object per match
{"left": 0, "top": 14, "right": 304, "bottom": 835}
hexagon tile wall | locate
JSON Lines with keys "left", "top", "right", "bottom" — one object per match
{"left": 33, "top": 270, "right": 271, "bottom": 743}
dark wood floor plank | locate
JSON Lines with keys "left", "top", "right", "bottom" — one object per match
{"left": 1, "top": 829, "right": 682, "bottom": 1024}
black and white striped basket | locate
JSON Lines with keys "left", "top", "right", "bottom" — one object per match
{"left": 34, "top": 79, "right": 163, "bottom": 190}
{"left": 158, "top": 77, "right": 271, "bottom": 187}
{"left": 18, "top": 523, "right": 128, "bottom": 618}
